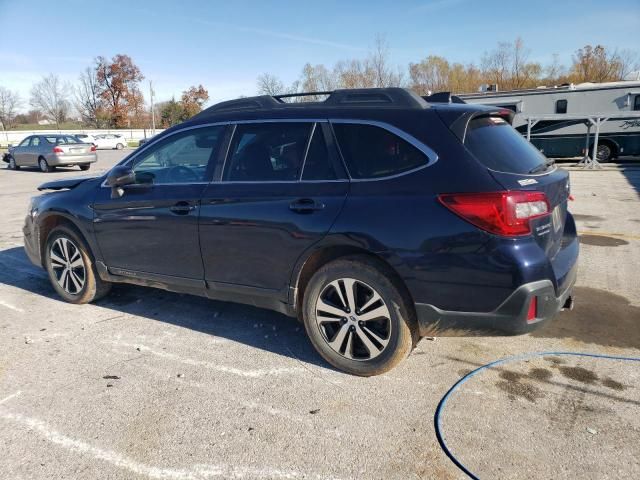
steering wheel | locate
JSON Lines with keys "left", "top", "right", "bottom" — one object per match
{"left": 167, "top": 165, "right": 198, "bottom": 183}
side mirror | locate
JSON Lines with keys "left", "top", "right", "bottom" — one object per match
{"left": 106, "top": 165, "right": 136, "bottom": 187}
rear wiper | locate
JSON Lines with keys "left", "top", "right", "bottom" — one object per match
{"left": 529, "top": 159, "right": 554, "bottom": 174}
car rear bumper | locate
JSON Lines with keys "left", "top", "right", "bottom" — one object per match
{"left": 47, "top": 153, "right": 97, "bottom": 166}
{"left": 415, "top": 259, "right": 577, "bottom": 336}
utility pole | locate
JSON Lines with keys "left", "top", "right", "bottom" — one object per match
{"left": 149, "top": 80, "right": 156, "bottom": 136}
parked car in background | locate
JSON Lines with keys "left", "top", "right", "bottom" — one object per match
{"left": 23, "top": 88, "right": 578, "bottom": 376}
{"left": 75, "top": 134, "right": 97, "bottom": 146}
{"left": 94, "top": 134, "right": 127, "bottom": 150}
{"left": 5, "top": 134, "right": 97, "bottom": 172}
{"left": 138, "top": 135, "right": 155, "bottom": 147}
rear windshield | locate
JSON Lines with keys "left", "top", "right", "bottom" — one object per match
{"left": 464, "top": 116, "right": 548, "bottom": 174}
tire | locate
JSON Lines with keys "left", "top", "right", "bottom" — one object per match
{"left": 8, "top": 156, "right": 19, "bottom": 170}
{"left": 44, "top": 225, "right": 112, "bottom": 304}
{"left": 594, "top": 143, "right": 613, "bottom": 163}
{"left": 39, "top": 157, "right": 53, "bottom": 172}
{"left": 116, "top": 143, "right": 124, "bottom": 150}
{"left": 79, "top": 164, "right": 91, "bottom": 171}
{"left": 302, "top": 255, "right": 417, "bottom": 376}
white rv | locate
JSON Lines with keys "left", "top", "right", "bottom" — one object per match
{"left": 459, "top": 77, "right": 640, "bottom": 161}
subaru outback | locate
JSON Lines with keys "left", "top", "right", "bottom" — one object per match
{"left": 23, "top": 88, "right": 578, "bottom": 376}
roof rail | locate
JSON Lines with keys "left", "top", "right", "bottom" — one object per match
{"left": 195, "top": 88, "right": 429, "bottom": 117}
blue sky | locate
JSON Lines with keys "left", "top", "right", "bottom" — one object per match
{"left": 1, "top": 0, "right": 639, "bottom": 109}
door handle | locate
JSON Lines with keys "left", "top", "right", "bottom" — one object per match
{"left": 170, "top": 201, "right": 196, "bottom": 215}
{"left": 289, "top": 198, "right": 325, "bottom": 213}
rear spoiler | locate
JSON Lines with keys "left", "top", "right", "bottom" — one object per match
{"left": 435, "top": 107, "right": 516, "bottom": 143}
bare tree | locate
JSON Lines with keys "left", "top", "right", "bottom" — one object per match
{"left": 570, "top": 45, "right": 621, "bottom": 83}
{"left": 257, "top": 73, "right": 285, "bottom": 96}
{"left": 616, "top": 49, "right": 639, "bottom": 80}
{"left": 75, "top": 66, "right": 105, "bottom": 127}
{"left": 409, "top": 55, "right": 451, "bottom": 94}
{"left": 0, "top": 87, "right": 22, "bottom": 130}
{"left": 30, "top": 74, "right": 71, "bottom": 128}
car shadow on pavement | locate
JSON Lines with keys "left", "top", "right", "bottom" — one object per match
{"left": 0, "top": 246, "right": 334, "bottom": 371}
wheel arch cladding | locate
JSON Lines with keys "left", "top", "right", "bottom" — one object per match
{"left": 292, "top": 245, "right": 418, "bottom": 325}
{"left": 39, "top": 214, "right": 93, "bottom": 267}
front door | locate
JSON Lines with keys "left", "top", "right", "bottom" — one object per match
{"left": 93, "top": 125, "right": 227, "bottom": 280}
{"left": 199, "top": 121, "right": 348, "bottom": 296}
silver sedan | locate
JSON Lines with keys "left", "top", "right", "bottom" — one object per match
{"left": 6, "top": 134, "right": 97, "bottom": 172}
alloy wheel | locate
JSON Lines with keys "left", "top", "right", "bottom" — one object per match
{"left": 50, "top": 237, "right": 86, "bottom": 295}
{"left": 315, "top": 278, "right": 392, "bottom": 361}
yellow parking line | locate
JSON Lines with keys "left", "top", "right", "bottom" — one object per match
{"left": 578, "top": 230, "right": 640, "bottom": 241}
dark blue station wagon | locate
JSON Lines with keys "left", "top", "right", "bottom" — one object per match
{"left": 24, "top": 88, "right": 578, "bottom": 375}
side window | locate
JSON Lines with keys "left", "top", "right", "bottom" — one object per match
{"left": 302, "top": 125, "right": 336, "bottom": 181}
{"left": 132, "top": 126, "right": 224, "bottom": 184}
{"left": 333, "top": 123, "right": 428, "bottom": 179}
{"left": 224, "top": 122, "right": 313, "bottom": 181}
{"left": 18, "top": 137, "right": 31, "bottom": 147}
{"left": 31, "top": 137, "right": 41, "bottom": 147}
{"left": 555, "top": 99, "right": 568, "bottom": 114}
{"left": 634, "top": 95, "right": 640, "bottom": 111}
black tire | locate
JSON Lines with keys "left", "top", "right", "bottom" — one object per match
{"left": 79, "top": 164, "right": 91, "bottom": 171}
{"left": 302, "top": 255, "right": 417, "bottom": 376}
{"left": 44, "top": 225, "right": 112, "bottom": 304}
{"left": 594, "top": 143, "right": 613, "bottom": 163}
{"left": 38, "top": 156, "right": 53, "bottom": 172}
{"left": 8, "top": 156, "right": 19, "bottom": 170}
{"left": 116, "top": 143, "right": 124, "bottom": 150}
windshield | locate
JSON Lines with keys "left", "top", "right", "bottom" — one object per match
{"left": 464, "top": 116, "right": 548, "bottom": 175}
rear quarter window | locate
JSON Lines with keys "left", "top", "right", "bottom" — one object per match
{"left": 333, "top": 123, "right": 428, "bottom": 179}
{"left": 464, "top": 116, "right": 548, "bottom": 175}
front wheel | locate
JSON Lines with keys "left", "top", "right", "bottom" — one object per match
{"left": 44, "top": 226, "right": 111, "bottom": 304}
{"left": 8, "top": 156, "right": 19, "bottom": 170}
{"left": 302, "top": 256, "right": 416, "bottom": 376}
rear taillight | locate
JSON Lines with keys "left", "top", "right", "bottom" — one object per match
{"left": 438, "top": 191, "right": 550, "bottom": 236}
{"left": 90, "top": 145, "right": 96, "bottom": 152}
{"left": 52, "top": 146, "right": 64, "bottom": 154}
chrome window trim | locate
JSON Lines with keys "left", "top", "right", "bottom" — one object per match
{"left": 100, "top": 117, "right": 438, "bottom": 187}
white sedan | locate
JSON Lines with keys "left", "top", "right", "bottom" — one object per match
{"left": 93, "top": 134, "right": 128, "bottom": 150}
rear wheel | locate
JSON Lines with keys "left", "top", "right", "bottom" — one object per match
{"left": 302, "top": 256, "right": 416, "bottom": 376}
{"left": 8, "top": 156, "right": 19, "bottom": 170}
{"left": 44, "top": 226, "right": 111, "bottom": 304}
{"left": 39, "top": 157, "right": 53, "bottom": 172}
{"left": 79, "top": 164, "right": 91, "bottom": 171}
{"left": 116, "top": 143, "right": 124, "bottom": 150}
{"left": 594, "top": 143, "right": 613, "bottom": 163}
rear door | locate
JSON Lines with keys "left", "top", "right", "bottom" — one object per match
{"left": 463, "top": 115, "right": 570, "bottom": 258}
{"left": 198, "top": 121, "right": 348, "bottom": 294}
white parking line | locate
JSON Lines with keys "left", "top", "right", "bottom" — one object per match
{"left": 0, "top": 299, "right": 24, "bottom": 313}
{"left": 108, "top": 341, "right": 304, "bottom": 378}
{"left": 0, "top": 406, "right": 326, "bottom": 479}
{"left": 0, "top": 391, "right": 21, "bottom": 405}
